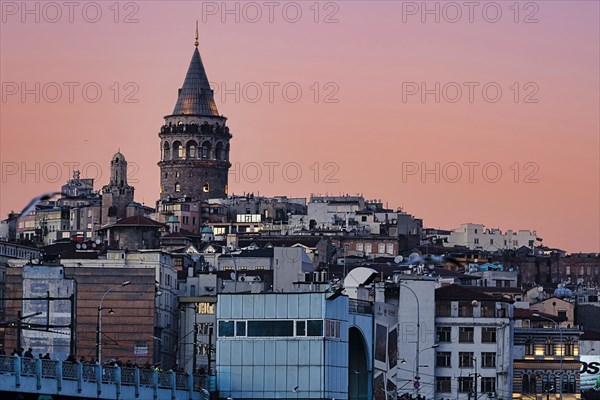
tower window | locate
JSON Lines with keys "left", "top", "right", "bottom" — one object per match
{"left": 173, "top": 141, "right": 183, "bottom": 159}
{"left": 163, "top": 142, "right": 170, "bottom": 161}
{"left": 201, "top": 141, "right": 211, "bottom": 159}
{"left": 203, "top": 182, "right": 210, "bottom": 193}
{"left": 187, "top": 140, "right": 198, "bottom": 158}
{"left": 175, "top": 172, "right": 180, "bottom": 178}
{"left": 175, "top": 183, "right": 181, "bottom": 192}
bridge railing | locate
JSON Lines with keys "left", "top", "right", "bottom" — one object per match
{"left": 0, "top": 355, "right": 208, "bottom": 400}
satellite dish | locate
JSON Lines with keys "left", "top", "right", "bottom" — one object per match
{"left": 530, "top": 292, "right": 539, "bottom": 299}
{"left": 408, "top": 253, "right": 420, "bottom": 263}
{"left": 538, "top": 286, "right": 544, "bottom": 293}
{"left": 394, "top": 256, "right": 404, "bottom": 264}
{"left": 95, "top": 239, "right": 101, "bottom": 245}
{"left": 230, "top": 272, "right": 236, "bottom": 281}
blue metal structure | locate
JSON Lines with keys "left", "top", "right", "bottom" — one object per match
{"left": 0, "top": 355, "right": 208, "bottom": 400}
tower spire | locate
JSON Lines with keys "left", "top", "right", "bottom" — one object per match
{"left": 194, "top": 21, "right": 199, "bottom": 47}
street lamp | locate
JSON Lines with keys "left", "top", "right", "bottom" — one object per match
{"left": 533, "top": 313, "right": 563, "bottom": 399}
{"left": 96, "top": 280, "right": 131, "bottom": 364}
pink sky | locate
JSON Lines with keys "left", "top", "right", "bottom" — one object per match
{"left": 1, "top": 1, "right": 598, "bottom": 253}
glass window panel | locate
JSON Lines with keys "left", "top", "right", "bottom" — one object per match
{"left": 307, "top": 320, "right": 323, "bottom": 336}
{"left": 218, "top": 321, "right": 234, "bottom": 337}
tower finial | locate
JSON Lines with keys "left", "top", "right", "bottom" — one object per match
{"left": 194, "top": 21, "right": 199, "bottom": 47}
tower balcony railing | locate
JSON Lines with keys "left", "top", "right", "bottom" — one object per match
{"left": 161, "top": 123, "right": 230, "bottom": 136}
{"left": 0, "top": 355, "right": 208, "bottom": 400}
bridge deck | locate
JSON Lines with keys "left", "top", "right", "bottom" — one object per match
{"left": 0, "top": 355, "right": 208, "bottom": 400}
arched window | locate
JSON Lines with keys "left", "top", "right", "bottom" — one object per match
{"left": 215, "top": 141, "right": 224, "bottom": 160}
{"left": 522, "top": 374, "right": 530, "bottom": 393}
{"left": 173, "top": 141, "right": 183, "bottom": 160}
{"left": 529, "top": 375, "right": 537, "bottom": 394}
{"left": 163, "top": 142, "right": 170, "bottom": 161}
{"left": 203, "top": 182, "right": 210, "bottom": 193}
{"left": 201, "top": 141, "right": 211, "bottom": 159}
{"left": 225, "top": 143, "right": 230, "bottom": 161}
{"left": 175, "top": 183, "right": 181, "bottom": 192}
{"left": 548, "top": 374, "right": 556, "bottom": 393}
{"left": 569, "top": 374, "right": 576, "bottom": 393}
{"left": 561, "top": 374, "right": 568, "bottom": 393}
{"left": 542, "top": 374, "right": 549, "bottom": 392}
{"left": 187, "top": 140, "right": 198, "bottom": 158}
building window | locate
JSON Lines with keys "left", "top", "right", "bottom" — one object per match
{"left": 247, "top": 321, "right": 294, "bottom": 337}
{"left": 437, "top": 326, "right": 451, "bottom": 342}
{"left": 325, "top": 320, "right": 341, "bottom": 338}
{"left": 458, "top": 301, "right": 474, "bottom": 317}
{"left": 378, "top": 244, "right": 385, "bottom": 254}
{"left": 436, "top": 352, "right": 451, "bottom": 367}
{"left": 529, "top": 375, "right": 537, "bottom": 393}
{"left": 459, "top": 327, "right": 474, "bottom": 343}
{"left": 458, "top": 377, "right": 474, "bottom": 393}
{"left": 436, "top": 377, "right": 452, "bottom": 393}
{"left": 175, "top": 183, "right": 181, "bottom": 192}
{"left": 307, "top": 320, "right": 324, "bottom": 336}
{"left": 236, "top": 321, "right": 246, "bottom": 336}
{"left": 479, "top": 301, "right": 496, "bottom": 317}
{"left": 364, "top": 243, "right": 372, "bottom": 254}
{"left": 565, "top": 339, "right": 575, "bottom": 356}
{"left": 356, "top": 243, "right": 363, "bottom": 252}
{"left": 196, "top": 302, "right": 215, "bottom": 314}
{"left": 481, "top": 377, "right": 496, "bottom": 393}
{"left": 474, "top": 238, "right": 480, "bottom": 244}
{"left": 525, "top": 339, "right": 534, "bottom": 355}
{"left": 522, "top": 374, "right": 530, "bottom": 393}
{"left": 558, "top": 309, "right": 567, "bottom": 320}
{"left": 386, "top": 244, "right": 394, "bottom": 254}
{"left": 436, "top": 301, "right": 452, "bottom": 317}
{"left": 203, "top": 182, "right": 210, "bottom": 192}
{"left": 481, "top": 352, "right": 496, "bottom": 368}
{"left": 481, "top": 327, "right": 496, "bottom": 343}
{"left": 545, "top": 339, "right": 554, "bottom": 356}
{"left": 296, "top": 321, "right": 306, "bottom": 336}
{"left": 218, "top": 321, "right": 234, "bottom": 337}
{"left": 459, "top": 352, "right": 474, "bottom": 367}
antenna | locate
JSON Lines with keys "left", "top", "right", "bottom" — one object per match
{"left": 195, "top": 21, "right": 199, "bottom": 47}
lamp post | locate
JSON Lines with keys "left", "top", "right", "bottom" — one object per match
{"left": 96, "top": 280, "right": 131, "bottom": 364}
{"left": 533, "top": 313, "right": 563, "bottom": 399}
{"left": 399, "top": 283, "right": 421, "bottom": 396}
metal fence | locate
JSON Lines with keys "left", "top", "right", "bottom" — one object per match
{"left": 0, "top": 355, "right": 206, "bottom": 395}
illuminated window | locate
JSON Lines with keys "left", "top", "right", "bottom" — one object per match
{"left": 175, "top": 183, "right": 181, "bottom": 192}
{"left": 196, "top": 302, "right": 215, "bottom": 314}
{"left": 203, "top": 183, "right": 210, "bottom": 192}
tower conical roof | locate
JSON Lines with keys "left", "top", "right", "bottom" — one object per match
{"left": 172, "top": 47, "right": 219, "bottom": 117}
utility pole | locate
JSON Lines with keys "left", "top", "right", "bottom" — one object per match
{"left": 17, "top": 311, "right": 22, "bottom": 351}
{"left": 207, "top": 324, "right": 213, "bottom": 375}
{"left": 192, "top": 323, "right": 198, "bottom": 374}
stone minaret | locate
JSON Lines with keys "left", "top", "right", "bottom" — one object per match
{"left": 101, "top": 151, "right": 134, "bottom": 225}
{"left": 158, "top": 25, "right": 232, "bottom": 201}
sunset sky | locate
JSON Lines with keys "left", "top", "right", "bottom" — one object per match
{"left": 1, "top": 1, "right": 598, "bottom": 253}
